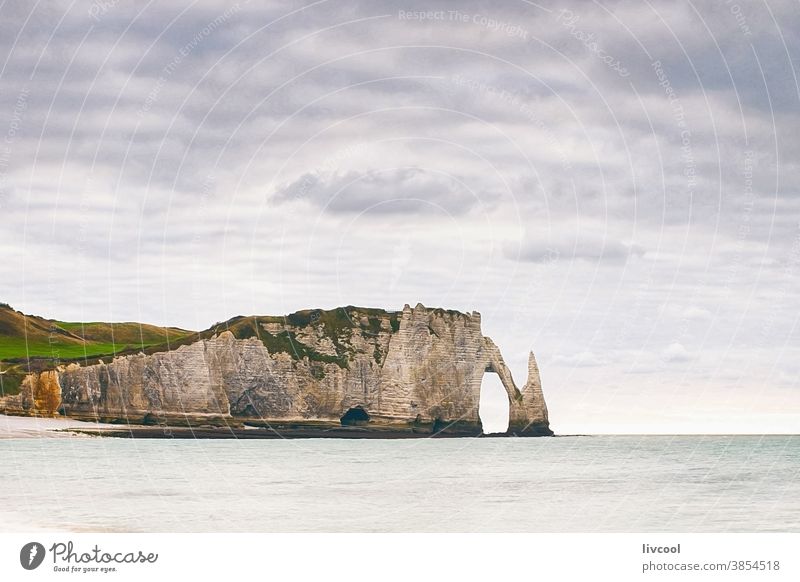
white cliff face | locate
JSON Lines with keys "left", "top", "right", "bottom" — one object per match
{"left": 4, "top": 305, "right": 552, "bottom": 435}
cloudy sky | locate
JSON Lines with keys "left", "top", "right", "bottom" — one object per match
{"left": 1, "top": 0, "right": 798, "bottom": 433}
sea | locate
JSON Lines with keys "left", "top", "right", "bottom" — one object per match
{"left": 0, "top": 435, "right": 797, "bottom": 532}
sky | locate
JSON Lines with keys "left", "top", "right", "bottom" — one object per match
{"left": 0, "top": 0, "right": 798, "bottom": 434}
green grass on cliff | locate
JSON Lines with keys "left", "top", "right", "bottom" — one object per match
{"left": 286, "top": 306, "right": 400, "bottom": 335}
{"left": 262, "top": 330, "right": 349, "bottom": 368}
{"left": 0, "top": 304, "right": 193, "bottom": 364}
{"left": 0, "top": 338, "right": 127, "bottom": 361}
{"left": 0, "top": 304, "right": 410, "bottom": 374}
{"left": 55, "top": 320, "right": 189, "bottom": 346}
{"left": 204, "top": 315, "right": 350, "bottom": 368}
{"left": 198, "top": 306, "right": 406, "bottom": 368}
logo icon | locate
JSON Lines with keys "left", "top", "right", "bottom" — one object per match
{"left": 20, "top": 542, "right": 45, "bottom": 570}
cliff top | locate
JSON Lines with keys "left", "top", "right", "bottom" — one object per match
{"left": 0, "top": 303, "right": 193, "bottom": 364}
{"left": 0, "top": 304, "right": 193, "bottom": 397}
{"left": 0, "top": 302, "right": 484, "bottom": 402}
{"left": 0, "top": 302, "right": 478, "bottom": 367}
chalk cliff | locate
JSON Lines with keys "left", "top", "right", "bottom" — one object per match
{"left": 2, "top": 304, "right": 552, "bottom": 436}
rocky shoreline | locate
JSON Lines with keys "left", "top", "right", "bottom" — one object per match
{"left": 65, "top": 426, "right": 517, "bottom": 439}
{"left": 2, "top": 413, "right": 556, "bottom": 439}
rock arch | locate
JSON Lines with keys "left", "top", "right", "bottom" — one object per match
{"left": 480, "top": 338, "right": 552, "bottom": 436}
{"left": 478, "top": 371, "right": 510, "bottom": 434}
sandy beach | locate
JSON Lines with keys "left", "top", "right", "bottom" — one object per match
{"left": 0, "top": 414, "right": 116, "bottom": 438}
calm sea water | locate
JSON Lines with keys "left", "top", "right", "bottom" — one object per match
{"left": 0, "top": 436, "right": 797, "bottom": 532}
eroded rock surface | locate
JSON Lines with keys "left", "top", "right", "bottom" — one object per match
{"left": 1, "top": 304, "right": 552, "bottom": 436}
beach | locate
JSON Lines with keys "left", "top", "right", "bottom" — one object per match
{"left": 0, "top": 414, "right": 116, "bottom": 439}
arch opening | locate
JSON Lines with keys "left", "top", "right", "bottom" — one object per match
{"left": 478, "top": 372, "right": 510, "bottom": 434}
{"left": 340, "top": 406, "right": 370, "bottom": 426}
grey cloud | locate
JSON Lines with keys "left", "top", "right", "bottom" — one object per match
{"left": 507, "top": 221, "right": 645, "bottom": 263}
{"left": 0, "top": 0, "right": 798, "bottom": 433}
{"left": 274, "top": 168, "right": 497, "bottom": 215}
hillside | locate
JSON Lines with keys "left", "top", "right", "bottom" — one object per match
{"left": 0, "top": 304, "right": 403, "bottom": 393}
{"left": 0, "top": 303, "right": 193, "bottom": 395}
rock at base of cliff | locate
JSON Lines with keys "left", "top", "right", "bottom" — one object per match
{"left": 507, "top": 422, "right": 555, "bottom": 437}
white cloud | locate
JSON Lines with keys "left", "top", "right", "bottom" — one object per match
{"left": 662, "top": 342, "right": 693, "bottom": 363}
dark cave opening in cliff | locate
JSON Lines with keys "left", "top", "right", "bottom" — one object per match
{"left": 479, "top": 373, "right": 510, "bottom": 434}
{"left": 340, "top": 406, "right": 370, "bottom": 426}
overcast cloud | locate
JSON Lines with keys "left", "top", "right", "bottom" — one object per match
{"left": 0, "top": 0, "right": 798, "bottom": 433}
